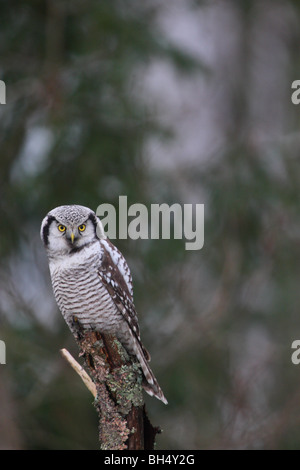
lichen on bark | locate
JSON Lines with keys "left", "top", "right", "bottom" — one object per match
{"left": 106, "top": 362, "right": 144, "bottom": 415}
{"left": 71, "top": 328, "right": 159, "bottom": 450}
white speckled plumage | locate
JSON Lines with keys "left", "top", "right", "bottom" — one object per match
{"left": 41, "top": 204, "right": 167, "bottom": 404}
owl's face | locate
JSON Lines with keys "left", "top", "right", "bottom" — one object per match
{"left": 41, "top": 205, "right": 105, "bottom": 254}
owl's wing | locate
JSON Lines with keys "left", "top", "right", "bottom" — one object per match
{"left": 97, "top": 239, "right": 150, "bottom": 361}
{"left": 100, "top": 239, "right": 134, "bottom": 297}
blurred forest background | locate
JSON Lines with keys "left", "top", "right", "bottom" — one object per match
{"left": 1, "top": 0, "right": 300, "bottom": 450}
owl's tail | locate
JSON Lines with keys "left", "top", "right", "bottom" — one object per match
{"left": 133, "top": 336, "right": 168, "bottom": 405}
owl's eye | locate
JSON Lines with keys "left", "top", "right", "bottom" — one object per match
{"left": 58, "top": 224, "right": 66, "bottom": 233}
{"left": 78, "top": 224, "right": 86, "bottom": 232}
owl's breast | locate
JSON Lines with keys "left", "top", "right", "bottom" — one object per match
{"left": 49, "top": 250, "right": 120, "bottom": 333}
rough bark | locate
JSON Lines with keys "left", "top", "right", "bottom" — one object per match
{"left": 64, "top": 321, "right": 160, "bottom": 450}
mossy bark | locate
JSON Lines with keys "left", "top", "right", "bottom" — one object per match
{"left": 74, "top": 328, "right": 160, "bottom": 450}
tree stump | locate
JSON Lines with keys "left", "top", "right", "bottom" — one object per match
{"left": 62, "top": 322, "right": 161, "bottom": 450}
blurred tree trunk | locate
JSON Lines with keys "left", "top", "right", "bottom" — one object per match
{"left": 0, "top": 370, "right": 23, "bottom": 450}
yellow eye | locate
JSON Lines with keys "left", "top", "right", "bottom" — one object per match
{"left": 58, "top": 224, "right": 66, "bottom": 233}
{"left": 78, "top": 224, "right": 86, "bottom": 232}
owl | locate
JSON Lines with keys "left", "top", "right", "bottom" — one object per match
{"left": 41, "top": 204, "right": 167, "bottom": 404}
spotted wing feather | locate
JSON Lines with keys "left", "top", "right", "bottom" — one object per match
{"left": 98, "top": 239, "right": 151, "bottom": 362}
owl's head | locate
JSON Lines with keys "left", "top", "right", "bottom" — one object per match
{"left": 41, "top": 205, "right": 106, "bottom": 254}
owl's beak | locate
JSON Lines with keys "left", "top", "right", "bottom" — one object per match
{"left": 70, "top": 232, "right": 75, "bottom": 244}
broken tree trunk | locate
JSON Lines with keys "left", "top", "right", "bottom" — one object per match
{"left": 61, "top": 327, "right": 160, "bottom": 450}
